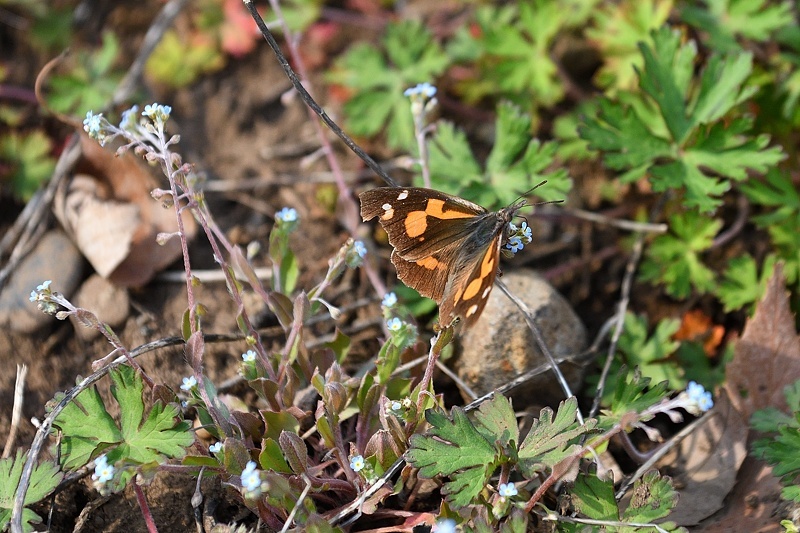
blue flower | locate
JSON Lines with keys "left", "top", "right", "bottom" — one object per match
{"left": 519, "top": 221, "right": 532, "bottom": 242}
{"left": 354, "top": 240, "right": 367, "bottom": 258}
{"left": 404, "top": 82, "right": 437, "bottom": 98}
{"left": 209, "top": 442, "right": 222, "bottom": 453}
{"left": 433, "top": 518, "right": 457, "bottom": 533}
{"left": 120, "top": 105, "right": 139, "bottom": 129}
{"left": 505, "top": 236, "right": 524, "bottom": 254}
{"left": 390, "top": 400, "right": 402, "bottom": 411}
{"left": 346, "top": 240, "right": 367, "bottom": 268}
{"left": 382, "top": 292, "right": 398, "bottom": 308}
{"left": 350, "top": 455, "right": 365, "bottom": 472}
{"left": 275, "top": 207, "right": 298, "bottom": 223}
{"left": 498, "top": 482, "right": 518, "bottom": 498}
{"left": 143, "top": 103, "right": 172, "bottom": 120}
{"left": 180, "top": 375, "right": 197, "bottom": 391}
{"left": 242, "top": 350, "right": 256, "bottom": 362}
{"left": 83, "top": 111, "right": 102, "bottom": 137}
{"left": 387, "top": 317, "right": 403, "bottom": 332}
{"left": 241, "top": 460, "right": 262, "bottom": 495}
{"left": 92, "top": 455, "right": 115, "bottom": 483}
{"left": 686, "top": 381, "right": 713, "bottom": 412}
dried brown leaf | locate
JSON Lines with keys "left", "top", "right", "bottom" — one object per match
{"left": 660, "top": 391, "right": 748, "bottom": 526}
{"left": 724, "top": 263, "right": 800, "bottom": 421}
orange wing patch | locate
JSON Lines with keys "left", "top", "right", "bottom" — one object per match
{"left": 416, "top": 256, "right": 444, "bottom": 271}
{"left": 405, "top": 211, "right": 428, "bottom": 238}
{"left": 425, "top": 199, "right": 476, "bottom": 220}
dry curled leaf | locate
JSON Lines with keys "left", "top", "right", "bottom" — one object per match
{"left": 53, "top": 133, "right": 196, "bottom": 286}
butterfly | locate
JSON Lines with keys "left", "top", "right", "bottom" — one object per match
{"left": 359, "top": 187, "right": 528, "bottom": 329}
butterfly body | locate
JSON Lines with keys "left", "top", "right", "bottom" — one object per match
{"left": 359, "top": 187, "right": 525, "bottom": 328}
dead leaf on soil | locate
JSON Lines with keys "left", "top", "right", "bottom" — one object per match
{"left": 687, "top": 263, "right": 800, "bottom": 530}
{"left": 658, "top": 390, "right": 748, "bottom": 526}
{"left": 724, "top": 263, "right": 800, "bottom": 421}
{"left": 53, "top": 133, "right": 196, "bottom": 287}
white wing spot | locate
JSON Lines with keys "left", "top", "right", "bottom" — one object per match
{"left": 482, "top": 286, "right": 492, "bottom": 299}
{"left": 397, "top": 190, "right": 409, "bottom": 200}
{"left": 466, "top": 304, "right": 479, "bottom": 317}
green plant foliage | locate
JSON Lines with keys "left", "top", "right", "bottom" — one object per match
{"left": 681, "top": 0, "right": 794, "bottom": 53}
{"left": 0, "top": 450, "right": 63, "bottom": 533}
{"left": 52, "top": 365, "right": 193, "bottom": 475}
{"left": 47, "top": 32, "right": 122, "bottom": 114}
{"left": 427, "top": 101, "right": 570, "bottom": 208}
{"left": 458, "top": 0, "right": 597, "bottom": 108}
{"left": 146, "top": 29, "right": 224, "bottom": 88}
{"left": 751, "top": 380, "right": 800, "bottom": 502}
{"left": 586, "top": 0, "right": 673, "bottom": 91}
{"left": 639, "top": 210, "right": 721, "bottom": 298}
{"left": 563, "top": 470, "right": 685, "bottom": 532}
{"left": 717, "top": 254, "right": 777, "bottom": 312}
{"left": 616, "top": 313, "right": 682, "bottom": 389}
{"left": 0, "top": 131, "right": 56, "bottom": 201}
{"left": 407, "top": 396, "right": 593, "bottom": 509}
{"left": 599, "top": 368, "right": 670, "bottom": 429}
{"left": 740, "top": 170, "right": 800, "bottom": 284}
{"left": 327, "top": 20, "right": 449, "bottom": 150}
{"left": 580, "top": 26, "right": 785, "bottom": 213}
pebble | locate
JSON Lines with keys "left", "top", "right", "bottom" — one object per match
{"left": 0, "top": 230, "right": 84, "bottom": 333}
{"left": 455, "top": 269, "right": 588, "bottom": 409}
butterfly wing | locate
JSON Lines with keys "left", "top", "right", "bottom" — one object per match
{"left": 359, "top": 187, "right": 489, "bottom": 261}
{"left": 438, "top": 227, "right": 504, "bottom": 327}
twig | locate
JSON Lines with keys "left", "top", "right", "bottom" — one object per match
{"left": 614, "top": 412, "right": 710, "bottom": 501}
{"left": 2, "top": 364, "right": 27, "bottom": 458}
{"left": 242, "top": 0, "right": 398, "bottom": 188}
{"left": 495, "top": 279, "right": 585, "bottom": 425}
{"left": 562, "top": 207, "right": 668, "bottom": 233}
{"left": 281, "top": 474, "right": 312, "bottom": 532}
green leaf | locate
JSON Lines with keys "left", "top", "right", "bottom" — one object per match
{"left": 622, "top": 470, "right": 681, "bottom": 523}
{"left": 407, "top": 407, "right": 497, "bottom": 508}
{"left": 110, "top": 366, "right": 194, "bottom": 464}
{"left": 682, "top": 0, "right": 794, "bottom": 53}
{"left": 47, "top": 32, "right": 122, "bottom": 114}
{"left": 617, "top": 313, "right": 683, "bottom": 389}
{"left": 571, "top": 471, "right": 619, "bottom": 521}
{"left": 52, "top": 386, "right": 123, "bottom": 470}
{"left": 517, "top": 397, "right": 594, "bottom": 477}
{"left": 602, "top": 368, "right": 669, "bottom": 428}
{"left": 474, "top": 395, "right": 520, "bottom": 450}
{"left": 580, "top": 26, "right": 785, "bottom": 213}
{"left": 328, "top": 20, "right": 448, "bottom": 150}
{"left": 717, "top": 254, "right": 777, "bottom": 312}
{"left": 0, "top": 450, "right": 63, "bottom": 533}
{"left": 0, "top": 131, "right": 56, "bottom": 201}
{"left": 639, "top": 210, "right": 721, "bottom": 298}
{"left": 587, "top": 0, "right": 673, "bottom": 90}
{"left": 428, "top": 102, "right": 571, "bottom": 209}
{"left": 53, "top": 366, "right": 193, "bottom": 472}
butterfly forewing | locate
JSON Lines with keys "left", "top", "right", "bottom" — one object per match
{"left": 359, "top": 188, "right": 489, "bottom": 261}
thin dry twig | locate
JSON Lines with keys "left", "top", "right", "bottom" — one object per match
{"left": 2, "top": 364, "right": 28, "bottom": 458}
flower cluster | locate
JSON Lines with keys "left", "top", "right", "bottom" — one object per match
{"left": 28, "top": 280, "right": 57, "bottom": 315}
{"left": 345, "top": 240, "right": 367, "bottom": 268}
{"left": 505, "top": 222, "right": 532, "bottom": 254}
{"left": 275, "top": 207, "right": 299, "bottom": 232}
{"left": 405, "top": 82, "right": 438, "bottom": 123}
{"left": 683, "top": 380, "right": 714, "bottom": 414}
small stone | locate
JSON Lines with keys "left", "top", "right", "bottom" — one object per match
{"left": 455, "top": 269, "right": 587, "bottom": 409}
{"left": 0, "top": 230, "right": 84, "bottom": 333}
{"left": 70, "top": 274, "right": 130, "bottom": 341}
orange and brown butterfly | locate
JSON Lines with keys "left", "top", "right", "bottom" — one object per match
{"left": 359, "top": 187, "right": 529, "bottom": 329}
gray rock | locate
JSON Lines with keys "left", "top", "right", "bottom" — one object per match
{"left": 0, "top": 230, "right": 84, "bottom": 333}
{"left": 70, "top": 274, "right": 130, "bottom": 341}
{"left": 455, "top": 269, "right": 587, "bottom": 408}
